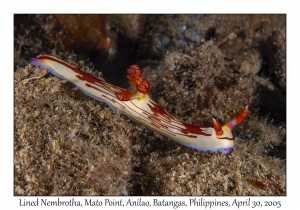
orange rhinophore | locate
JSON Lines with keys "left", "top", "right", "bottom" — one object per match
{"left": 213, "top": 118, "right": 223, "bottom": 135}
{"left": 225, "top": 106, "right": 248, "bottom": 130}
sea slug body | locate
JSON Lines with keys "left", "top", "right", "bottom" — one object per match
{"left": 30, "top": 55, "right": 248, "bottom": 154}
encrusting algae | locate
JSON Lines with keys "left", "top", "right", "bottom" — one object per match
{"left": 14, "top": 14, "right": 286, "bottom": 196}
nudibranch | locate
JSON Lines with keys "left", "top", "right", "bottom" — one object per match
{"left": 30, "top": 55, "right": 248, "bottom": 154}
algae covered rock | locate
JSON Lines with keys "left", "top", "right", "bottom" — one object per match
{"left": 132, "top": 41, "right": 285, "bottom": 195}
{"left": 14, "top": 58, "right": 135, "bottom": 195}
